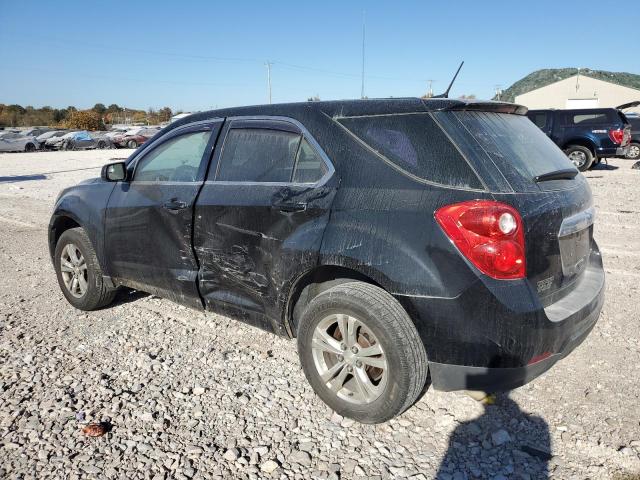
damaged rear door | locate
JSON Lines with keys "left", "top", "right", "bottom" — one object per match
{"left": 193, "top": 117, "right": 336, "bottom": 334}
{"left": 104, "top": 120, "right": 222, "bottom": 308}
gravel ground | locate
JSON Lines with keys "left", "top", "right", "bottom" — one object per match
{"left": 1, "top": 150, "right": 639, "bottom": 480}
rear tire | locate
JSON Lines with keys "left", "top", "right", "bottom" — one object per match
{"left": 97, "top": 140, "right": 107, "bottom": 149}
{"left": 627, "top": 142, "right": 640, "bottom": 160}
{"left": 127, "top": 140, "right": 138, "bottom": 149}
{"left": 564, "top": 145, "right": 593, "bottom": 171}
{"left": 297, "top": 281, "right": 428, "bottom": 424}
{"left": 54, "top": 227, "right": 116, "bottom": 311}
{"left": 24, "top": 143, "right": 36, "bottom": 152}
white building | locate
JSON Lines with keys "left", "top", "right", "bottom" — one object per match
{"left": 515, "top": 74, "right": 640, "bottom": 114}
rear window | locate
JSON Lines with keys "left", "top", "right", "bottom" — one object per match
{"left": 434, "top": 111, "right": 575, "bottom": 190}
{"left": 337, "top": 113, "right": 483, "bottom": 189}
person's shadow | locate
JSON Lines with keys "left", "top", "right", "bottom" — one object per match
{"left": 436, "top": 376, "right": 552, "bottom": 479}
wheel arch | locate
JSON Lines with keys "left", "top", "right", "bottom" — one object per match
{"left": 48, "top": 213, "right": 82, "bottom": 262}
{"left": 284, "top": 264, "right": 385, "bottom": 338}
{"left": 561, "top": 138, "right": 596, "bottom": 156}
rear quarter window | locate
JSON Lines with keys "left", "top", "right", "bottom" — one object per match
{"left": 337, "top": 113, "right": 484, "bottom": 189}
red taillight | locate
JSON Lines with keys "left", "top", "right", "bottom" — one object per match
{"left": 435, "top": 200, "right": 526, "bottom": 280}
{"left": 609, "top": 128, "right": 624, "bottom": 145}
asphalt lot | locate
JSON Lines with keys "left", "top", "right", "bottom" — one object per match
{"left": 1, "top": 149, "right": 639, "bottom": 479}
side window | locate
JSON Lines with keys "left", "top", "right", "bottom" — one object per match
{"left": 216, "top": 128, "right": 301, "bottom": 182}
{"left": 134, "top": 130, "right": 211, "bottom": 182}
{"left": 529, "top": 112, "right": 547, "bottom": 129}
{"left": 292, "top": 138, "right": 328, "bottom": 183}
{"left": 573, "top": 113, "right": 609, "bottom": 125}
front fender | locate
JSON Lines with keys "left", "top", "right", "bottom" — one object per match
{"left": 49, "top": 181, "right": 116, "bottom": 273}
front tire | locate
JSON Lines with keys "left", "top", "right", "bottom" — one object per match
{"left": 54, "top": 227, "right": 116, "bottom": 310}
{"left": 297, "top": 282, "right": 428, "bottom": 424}
{"left": 127, "top": 140, "right": 138, "bottom": 149}
{"left": 627, "top": 142, "right": 640, "bottom": 160}
{"left": 565, "top": 145, "right": 593, "bottom": 171}
{"left": 24, "top": 143, "right": 36, "bottom": 152}
{"left": 62, "top": 141, "right": 75, "bottom": 151}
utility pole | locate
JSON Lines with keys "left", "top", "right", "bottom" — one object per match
{"left": 494, "top": 85, "right": 502, "bottom": 101}
{"left": 576, "top": 67, "right": 581, "bottom": 92}
{"left": 360, "top": 11, "right": 366, "bottom": 99}
{"left": 426, "top": 79, "right": 434, "bottom": 98}
{"left": 265, "top": 62, "right": 273, "bottom": 104}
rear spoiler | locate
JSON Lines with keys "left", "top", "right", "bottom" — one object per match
{"left": 435, "top": 100, "right": 528, "bottom": 116}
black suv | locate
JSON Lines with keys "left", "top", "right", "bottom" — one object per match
{"left": 50, "top": 99, "right": 604, "bottom": 423}
{"left": 527, "top": 108, "right": 631, "bottom": 170}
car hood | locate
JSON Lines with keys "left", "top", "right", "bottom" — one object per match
{"left": 77, "top": 176, "right": 102, "bottom": 186}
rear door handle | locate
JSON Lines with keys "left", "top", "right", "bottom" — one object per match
{"left": 163, "top": 198, "right": 188, "bottom": 211}
{"left": 273, "top": 202, "right": 307, "bottom": 212}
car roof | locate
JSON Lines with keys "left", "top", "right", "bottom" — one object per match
{"left": 170, "top": 98, "right": 526, "bottom": 130}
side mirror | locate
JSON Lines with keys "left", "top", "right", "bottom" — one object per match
{"left": 101, "top": 161, "right": 127, "bottom": 182}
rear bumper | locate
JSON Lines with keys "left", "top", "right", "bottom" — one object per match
{"left": 428, "top": 295, "right": 600, "bottom": 391}
{"left": 399, "top": 249, "right": 605, "bottom": 392}
{"left": 598, "top": 145, "right": 629, "bottom": 158}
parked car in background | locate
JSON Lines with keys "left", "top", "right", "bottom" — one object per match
{"left": 20, "top": 127, "right": 53, "bottom": 138}
{"left": 527, "top": 108, "right": 631, "bottom": 170}
{"left": 45, "top": 131, "right": 105, "bottom": 151}
{"left": 50, "top": 98, "right": 604, "bottom": 423}
{"left": 36, "top": 130, "right": 68, "bottom": 149}
{"left": 112, "top": 127, "right": 159, "bottom": 149}
{"left": 616, "top": 102, "right": 640, "bottom": 160}
{"left": 625, "top": 115, "right": 640, "bottom": 160}
{"left": 89, "top": 132, "right": 114, "bottom": 150}
{"left": 0, "top": 131, "right": 39, "bottom": 152}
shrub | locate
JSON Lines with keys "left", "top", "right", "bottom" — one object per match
{"left": 64, "top": 110, "right": 105, "bottom": 131}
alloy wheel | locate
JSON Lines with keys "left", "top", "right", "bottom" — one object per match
{"left": 60, "top": 243, "right": 88, "bottom": 298}
{"left": 311, "top": 313, "right": 388, "bottom": 404}
{"left": 568, "top": 150, "right": 587, "bottom": 168}
{"left": 628, "top": 144, "right": 640, "bottom": 160}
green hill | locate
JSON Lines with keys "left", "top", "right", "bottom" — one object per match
{"left": 496, "top": 68, "right": 640, "bottom": 103}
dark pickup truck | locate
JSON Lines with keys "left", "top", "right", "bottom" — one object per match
{"left": 527, "top": 108, "right": 631, "bottom": 170}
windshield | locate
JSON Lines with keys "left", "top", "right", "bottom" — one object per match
{"left": 434, "top": 111, "right": 576, "bottom": 191}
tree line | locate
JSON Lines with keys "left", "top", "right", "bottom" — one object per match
{"left": 0, "top": 103, "right": 174, "bottom": 130}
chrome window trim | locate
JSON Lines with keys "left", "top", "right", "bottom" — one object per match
{"left": 211, "top": 115, "right": 336, "bottom": 188}
{"left": 558, "top": 206, "right": 596, "bottom": 238}
{"left": 129, "top": 118, "right": 223, "bottom": 182}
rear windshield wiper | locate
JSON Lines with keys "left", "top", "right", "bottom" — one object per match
{"left": 534, "top": 169, "right": 579, "bottom": 182}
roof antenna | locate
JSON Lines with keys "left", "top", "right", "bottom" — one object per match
{"left": 433, "top": 61, "right": 464, "bottom": 98}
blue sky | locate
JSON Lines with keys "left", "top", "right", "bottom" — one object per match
{"left": 1, "top": 0, "right": 637, "bottom": 112}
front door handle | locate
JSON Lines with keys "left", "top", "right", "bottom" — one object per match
{"left": 273, "top": 202, "right": 307, "bottom": 213}
{"left": 163, "top": 198, "right": 188, "bottom": 211}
